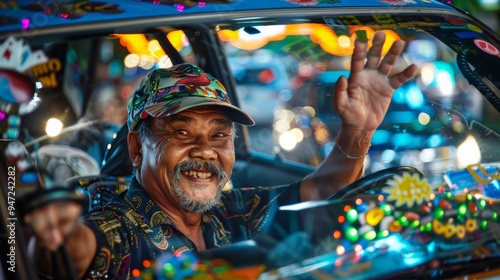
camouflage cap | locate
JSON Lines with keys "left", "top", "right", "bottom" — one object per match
{"left": 127, "top": 63, "right": 255, "bottom": 130}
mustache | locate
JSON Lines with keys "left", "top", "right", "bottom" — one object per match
{"left": 173, "top": 160, "right": 227, "bottom": 183}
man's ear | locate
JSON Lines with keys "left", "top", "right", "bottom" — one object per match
{"left": 127, "top": 130, "right": 142, "bottom": 168}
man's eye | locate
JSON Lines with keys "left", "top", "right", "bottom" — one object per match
{"left": 176, "top": 130, "right": 188, "bottom": 136}
{"left": 214, "top": 132, "right": 230, "bottom": 138}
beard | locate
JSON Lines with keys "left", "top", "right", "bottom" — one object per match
{"left": 172, "top": 160, "right": 228, "bottom": 213}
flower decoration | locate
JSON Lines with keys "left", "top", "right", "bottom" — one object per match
{"left": 382, "top": 172, "right": 434, "bottom": 207}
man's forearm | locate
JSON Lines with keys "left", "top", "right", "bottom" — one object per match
{"left": 300, "top": 125, "right": 374, "bottom": 201}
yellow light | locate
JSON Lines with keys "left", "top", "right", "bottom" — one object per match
{"left": 158, "top": 55, "right": 173, "bottom": 68}
{"left": 114, "top": 31, "right": 188, "bottom": 65}
{"left": 354, "top": 244, "right": 363, "bottom": 252}
{"left": 457, "top": 135, "right": 481, "bottom": 168}
{"left": 46, "top": 118, "right": 63, "bottom": 137}
{"left": 279, "top": 131, "right": 297, "bottom": 151}
{"left": 219, "top": 24, "right": 400, "bottom": 56}
{"left": 418, "top": 112, "right": 431, "bottom": 125}
{"left": 303, "top": 106, "right": 316, "bottom": 117}
{"left": 148, "top": 40, "right": 162, "bottom": 54}
{"left": 274, "top": 119, "right": 290, "bottom": 133}
{"left": 167, "top": 30, "right": 189, "bottom": 51}
{"left": 124, "top": 53, "right": 140, "bottom": 68}
{"left": 355, "top": 198, "right": 363, "bottom": 205}
{"left": 338, "top": 35, "right": 351, "bottom": 48}
{"left": 291, "top": 128, "right": 304, "bottom": 143}
{"left": 336, "top": 245, "right": 346, "bottom": 255}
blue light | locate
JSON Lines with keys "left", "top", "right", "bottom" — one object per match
{"left": 372, "top": 130, "right": 391, "bottom": 145}
{"left": 393, "top": 87, "right": 406, "bottom": 104}
{"left": 406, "top": 85, "right": 424, "bottom": 109}
{"left": 388, "top": 111, "right": 417, "bottom": 123}
{"left": 427, "top": 134, "right": 443, "bottom": 147}
{"left": 391, "top": 133, "right": 414, "bottom": 147}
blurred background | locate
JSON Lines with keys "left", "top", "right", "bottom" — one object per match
{"left": 443, "top": 0, "right": 500, "bottom": 31}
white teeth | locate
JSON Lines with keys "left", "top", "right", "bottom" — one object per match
{"left": 183, "top": 170, "right": 212, "bottom": 178}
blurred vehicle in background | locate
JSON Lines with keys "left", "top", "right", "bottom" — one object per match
{"left": 228, "top": 50, "right": 295, "bottom": 125}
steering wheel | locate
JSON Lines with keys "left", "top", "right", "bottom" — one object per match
{"left": 328, "top": 166, "right": 425, "bottom": 201}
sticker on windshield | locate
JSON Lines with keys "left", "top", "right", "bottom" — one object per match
{"left": 445, "top": 17, "right": 467, "bottom": 26}
{"left": 454, "top": 32, "right": 480, "bottom": 39}
{"left": 21, "top": 1, "right": 124, "bottom": 19}
{"left": 382, "top": 172, "right": 433, "bottom": 207}
{"left": 474, "top": 39, "right": 500, "bottom": 56}
{"left": 467, "top": 24, "right": 483, "bottom": 33}
{"left": 0, "top": 36, "right": 47, "bottom": 114}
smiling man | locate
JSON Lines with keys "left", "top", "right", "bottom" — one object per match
{"left": 25, "top": 32, "right": 417, "bottom": 279}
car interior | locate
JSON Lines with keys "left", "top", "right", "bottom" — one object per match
{"left": 1, "top": 0, "right": 500, "bottom": 279}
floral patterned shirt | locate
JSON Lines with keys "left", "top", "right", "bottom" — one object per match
{"left": 83, "top": 178, "right": 301, "bottom": 279}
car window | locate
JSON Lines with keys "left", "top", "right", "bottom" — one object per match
{"left": 21, "top": 30, "right": 196, "bottom": 167}
{"left": 220, "top": 23, "right": 500, "bottom": 185}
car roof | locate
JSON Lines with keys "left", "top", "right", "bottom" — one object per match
{"left": 0, "top": 0, "right": 458, "bottom": 36}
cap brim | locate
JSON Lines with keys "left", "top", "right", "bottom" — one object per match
{"left": 144, "top": 96, "right": 255, "bottom": 126}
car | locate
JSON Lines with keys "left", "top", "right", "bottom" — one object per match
{"left": 0, "top": 0, "right": 499, "bottom": 279}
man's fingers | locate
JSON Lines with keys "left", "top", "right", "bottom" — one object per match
{"left": 389, "top": 64, "right": 418, "bottom": 89}
{"left": 365, "top": 32, "right": 386, "bottom": 69}
{"left": 351, "top": 39, "right": 368, "bottom": 73}
{"left": 378, "top": 40, "right": 405, "bottom": 76}
{"left": 333, "top": 75, "right": 348, "bottom": 107}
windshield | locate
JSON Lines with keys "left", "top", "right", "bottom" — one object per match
{"left": 213, "top": 20, "right": 500, "bottom": 279}
{"left": 220, "top": 22, "right": 500, "bottom": 184}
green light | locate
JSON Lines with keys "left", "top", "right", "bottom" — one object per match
{"left": 381, "top": 204, "right": 392, "bottom": 215}
{"left": 410, "top": 220, "right": 420, "bottom": 228}
{"left": 346, "top": 209, "right": 358, "bottom": 223}
{"left": 377, "top": 230, "right": 389, "bottom": 238}
{"left": 479, "top": 199, "right": 487, "bottom": 209}
{"left": 493, "top": 212, "right": 498, "bottom": 221}
{"left": 458, "top": 204, "right": 467, "bottom": 216}
{"left": 480, "top": 220, "right": 488, "bottom": 230}
{"left": 364, "top": 230, "right": 377, "bottom": 241}
{"left": 466, "top": 194, "right": 473, "bottom": 201}
{"left": 425, "top": 222, "right": 432, "bottom": 232}
{"left": 434, "top": 207, "right": 445, "bottom": 220}
{"left": 446, "top": 192, "right": 452, "bottom": 198}
{"left": 163, "top": 263, "right": 176, "bottom": 279}
{"left": 398, "top": 216, "right": 409, "bottom": 227}
{"left": 182, "top": 259, "right": 192, "bottom": 269}
{"left": 346, "top": 226, "right": 359, "bottom": 242}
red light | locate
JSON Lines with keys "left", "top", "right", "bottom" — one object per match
{"left": 258, "top": 68, "right": 276, "bottom": 84}
{"left": 338, "top": 216, "right": 345, "bottom": 223}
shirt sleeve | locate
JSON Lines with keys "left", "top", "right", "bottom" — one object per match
{"left": 82, "top": 211, "right": 133, "bottom": 279}
{"left": 222, "top": 180, "right": 302, "bottom": 241}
